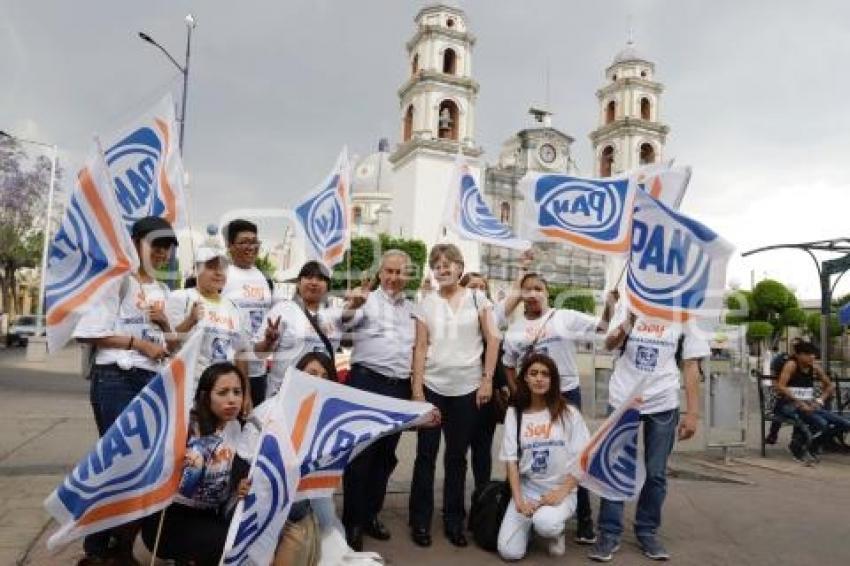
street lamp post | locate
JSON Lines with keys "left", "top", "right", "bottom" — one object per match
{"left": 139, "top": 14, "right": 195, "bottom": 153}
{"left": 0, "top": 130, "right": 58, "bottom": 335}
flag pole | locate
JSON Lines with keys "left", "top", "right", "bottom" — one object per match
{"left": 149, "top": 508, "right": 168, "bottom": 566}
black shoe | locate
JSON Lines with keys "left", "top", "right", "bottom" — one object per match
{"left": 446, "top": 528, "right": 468, "bottom": 547}
{"left": 365, "top": 517, "right": 391, "bottom": 541}
{"left": 575, "top": 519, "right": 597, "bottom": 545}
{"left": 411, "top": 527, "right": 432, "bottom": 547}
{"left": 765, "top": 431, "right": 778, "bottom": 445}
{"left": 346, "top": 525, "right": 364, "bottom": 552}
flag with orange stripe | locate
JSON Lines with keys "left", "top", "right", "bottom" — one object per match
{"left": 279, "top": 367, "right": 434, "bottom": 500}
{"left": 45, "top": 142, "right": 139, "bottom": 352}
{"left": 43, "top": 330, "right": 203, "bottom": 551}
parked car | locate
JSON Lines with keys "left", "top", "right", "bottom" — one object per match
{"left": 6, "top": 315, "right": 45, "bottom": 347}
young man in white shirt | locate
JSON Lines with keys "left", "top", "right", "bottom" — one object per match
{"left": 221, "top": 219, "right": 273, "bottom": 407}
{"left": 73, "top": 216, "right": 177, "bottom": 565}
{"left": 589, "top": 303, "right": 709, "bottom": 563}
{"left": 341, "top": 250, "right": 417, "bottom": 551}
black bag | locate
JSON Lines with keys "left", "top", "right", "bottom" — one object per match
{"left": 468, "top": 410, "right": 522, "bottom": 551}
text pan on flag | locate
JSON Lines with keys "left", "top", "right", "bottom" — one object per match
{"left": 221, "top": 395, "right": 299, "bottom": 566}
{"left": 43, "top": 330, "right": 203, "bottom": 551}
{"left": 294, "top": 148, "right": 351, "bottom": 268}
{"left": 443, "top": 156, "right": 530, "bottom": 251}
{"left": 626, "top": 190, "right": 734, "bottom": 323}
{"left": 45, "top": 143, "right": 139, "bottom": 352}
{"left": 280, "top": 367, "right": 434, "bottom": 500}
{"left": 103, "top": 94, "right": 187, "bottom": 232}
{"left": 573, "top": 382, "right": 645, "bottom": 501}
{"left": 521, "top": 172, "right": 636, "bottom": 256}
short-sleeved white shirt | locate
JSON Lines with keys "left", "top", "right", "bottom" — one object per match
{"left": 348, "top": 289, "right": 416, "bottom": 379}
{"left": 608, "top": 305, "right": 710, "bottom": 414}
{"left": 166, "top": 289, "right": 250, "bottom": 378}
{"left": 73, "top": 276, "right": 169, "bottom": 373}
{"left": 499, "top": 406, "right": 589, "bottom": 498}
{"left": 222, "top": 265, "right": 273, "bottom": 378}
{"left": 260, "top": 300, "right": 343, "bottom": 399}
{"left": 414, "top": 288, "right": 490, "bottom": 397}
{"left": 502, "top": 308, "right": 599, "bottom": 392}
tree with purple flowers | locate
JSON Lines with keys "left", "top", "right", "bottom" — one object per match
{"left": 0, "top": 136, "right": 64, "bottom": 316}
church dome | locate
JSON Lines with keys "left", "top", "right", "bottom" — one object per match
{"left": 612, "top": 42, "right": 649, "bottom": 65}
{"left": 351, "top": 139, "right": 392, "bottom": 195}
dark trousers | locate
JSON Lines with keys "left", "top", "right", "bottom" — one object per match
{"left": 249, "top": 373, "right": 267, "bottom": 407}
{"left": 141, "top": 503, "right": 229, "bottom": 565}
{"left": 561, "top": 386, "right": 592, "bottom": 525}
{"left": 470, "top": 400, "right": 497, "bottom": 490}
{"left": 85, "top": 364, "right": 156, "bottom": 557}
{"left": 409, "top": 387, "right": 479, "bottom": 533}
{"left": 343, "top": 364, "right": 412, "bottom": 528}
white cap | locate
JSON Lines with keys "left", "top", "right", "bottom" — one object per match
{"left": 195, "top": 245, "right": 229, "bottom": 264}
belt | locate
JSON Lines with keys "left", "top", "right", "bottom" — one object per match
{"left": 352, "top": 363, "right": 410, "bottom": 385}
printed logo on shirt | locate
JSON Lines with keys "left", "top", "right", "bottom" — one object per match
{"left": 207, "top": 310, "right": 236, "bottom": 330}
{"left": 242, "top": 284, "right": 267, "bottom": 300}
{"left": 635, "top": 320, "right": 667, "bottom": 338}
{"left": 635, "top": 345, "right": 659, "bottom": 372}
{"left": 211, "top": 336, "right": 231, "bottom": 362}
{"left": 531, "top": 449, "right": 550, "bottom": 474}
{"left": 525, "top": 421, "right": 553, "bottom": 439}
{"left": 249, "top": 310, "right": 264, "bottom": 334}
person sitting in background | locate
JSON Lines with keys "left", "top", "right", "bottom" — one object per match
{"left": 775, "top": 341, "right": 850, "bottom": 462}
{"left": 497, "top": 353, "right": 589, "bottom": 560}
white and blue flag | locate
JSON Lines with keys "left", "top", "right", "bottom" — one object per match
{"left": 573, "top": 381, "right": 645, "bottom": 501}
{"left": 443, "top": 156, "right": 530, "bottom": 250}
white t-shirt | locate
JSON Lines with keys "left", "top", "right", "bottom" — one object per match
{"left": 73, "top": 276, "right": 169, "bottom": 373}
{"left": 608, "top": 305, "right": 710, "bottom": 414}
{"left": 260, "top": 300, "right": 343, "bottom": 399}
{"left": 166, "top": 289, "right": 250, "bottom": 379}
{"left": 414, "top": 288, "right": 491, "bottom": 397}
{"left": 499, "top": 406, "right": 589, "bottom": 498}
{"left": 222, "top": 265, "right": 273, "bottom": 378}
{"left": 502, "top": 308, "right": 599, "bottom": 392}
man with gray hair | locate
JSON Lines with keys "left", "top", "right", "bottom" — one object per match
{"left": 341, "top": 249, "right": 417, "bottom": 551}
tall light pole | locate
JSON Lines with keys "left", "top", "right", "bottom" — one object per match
{"left": 0, "top": 130, "right": 58, "bottom": 333}
{"left": 138, "top": 13, "right": 196, "bottom": 153}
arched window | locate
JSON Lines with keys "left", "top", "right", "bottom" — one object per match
{"left": 600, "top": 146, "right": 615, "bottom": 177}
{"left": 640, "top": 97, "right": 651, "bottom": 120}
{"left": 352, "top": 206, "right": 363, "bottom": 224}
{"left": 411, "top": 53, "right": 419, "bottom": 76}
{"left": 442, "top": 48, "right": 457, "bottom": 74}
{"left": 403, "top": 105, "right": 414, "bottom": 142}
{"left": 500, "top": 202, "right": 511, "bottom": 224}
{"left": 437, "top": 100, "right": 459, "bottom": 140}
{"left": 639, "top": 143, "right": 656, "bottom": 165}
{"left": 605, "top": 100, "right": 616, "bottom": 124}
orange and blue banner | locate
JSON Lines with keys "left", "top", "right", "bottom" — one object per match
{"left": 294, "top": 148, "right": 351, "bottom": 268}
{"left": 626, "top": 190, "right": 734, "bottom": 322}
{"left": 103, "top": 94, "right": 187, "bottom": 232}
{"left": 45, "top": 142, "right": 139, "bottom": 352}
{"left": 521, "top": 172, "right": 636, "bottom": 255}
{"left": 443, "top": 155, "right": 530, "bottom": 250}
{"left": 43, "top": 331, "right": 203, "bottom": 550}
{"left": 574, "top": 382, "right": 645, "bottom": 501}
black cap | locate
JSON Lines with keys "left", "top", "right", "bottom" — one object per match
{"left": 297, "top": 260, "right": 331, "bottom": 284}
{"left": 131, "top": 216, "right": 178, "bottom": 247}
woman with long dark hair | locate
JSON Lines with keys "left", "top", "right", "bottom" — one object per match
{"left": 497, "top": 353, "right": 589, "bottom": 561}
{"left": 141, "top": 362, "right": 252, "bottom": 565}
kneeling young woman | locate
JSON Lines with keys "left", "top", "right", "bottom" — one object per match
{"left": 142, "top": 362, "right": 252, "bottom": 565}
{"left": 498, "top": 353, "right": 589, "bottom": 561}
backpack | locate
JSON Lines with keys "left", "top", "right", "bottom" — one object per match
{"left": 468, "top": 410, "right": 522, "bottom": 552}
{"left": 770, "top": 353, "right": 790, "bottom": 378}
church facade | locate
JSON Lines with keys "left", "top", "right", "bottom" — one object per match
{"left": 350, "top": 4, "right": 670, "bottom": 296}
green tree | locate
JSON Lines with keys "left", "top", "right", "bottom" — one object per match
{"left": 255, "top": 253, "right": 276, "bottom": 280}
{"left": 0, "top": 137, "right": 64, "bottom": 315}
{"left": 806, "top": 312, "right": 842, "bottom": 339}
{"left": 548, "top": 283, "right": 596, "bottom": 314}
{"left": 724, "top": 280, "right": 804, "bottom": 346}
{"left": 746, "top": 321, "right": 774, "bottom": 342}
{"left": 331, "top": 234, "right": 427, "bottom": 293}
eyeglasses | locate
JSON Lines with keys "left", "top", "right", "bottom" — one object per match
{"left": 233, "top": 240, "right": 262, "bottom": 248}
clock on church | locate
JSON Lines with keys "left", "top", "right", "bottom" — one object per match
{"left": 539, "top": 143, "right": 557, "bottom": 164}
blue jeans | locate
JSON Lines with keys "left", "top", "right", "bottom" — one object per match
{"left": 85, "top": 364, "right": 156, "bottom": 557}
{"left": 598, "top": 407, "right": 679, "bottom": 540}
{"left": 561, "top": 387, "right": 592, "bottom": 524}
{"left": 776, "top": 402, "right": 850, "bottom": 441}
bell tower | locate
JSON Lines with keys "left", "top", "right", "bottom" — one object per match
{"left": 390, "top": 4, "right": 482, "bottom": 268}
{"left": 589, "top": 40, "right": 669, "bottom": 177}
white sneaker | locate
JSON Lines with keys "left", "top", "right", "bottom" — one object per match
{"left": 548, "top": 533, "right": 566, "bottom": 556}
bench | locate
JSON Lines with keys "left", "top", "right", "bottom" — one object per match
{"left": 756, "top": 375, "right": 799, "bottom": 457}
